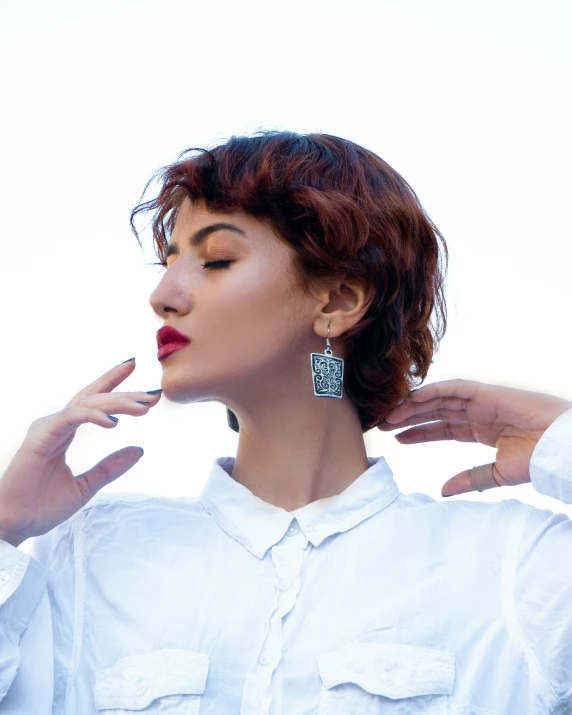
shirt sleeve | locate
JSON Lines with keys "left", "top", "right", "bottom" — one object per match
{"left": 511, "top": 502, "right": 572, "bottom": 709}
{"left": 529, "top": 407, "right": 572, "bottom": 504}
{"left": 0, "top": 515, "right": 76, "bottom": 713}
{"left": 0, "top": 538, "right": 51, "bottom": 709}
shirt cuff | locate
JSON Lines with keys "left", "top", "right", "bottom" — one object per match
{"left": 530, "top": 407, "right": 572, "bottom": 504}
{"left": 0, "top": 539, "right": 50, "bottom": 635}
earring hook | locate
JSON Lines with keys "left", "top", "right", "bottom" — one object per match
{"left": 325, "top": 321, "right": 333, "bottom": 356}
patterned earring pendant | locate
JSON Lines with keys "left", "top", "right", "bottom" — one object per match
{"left": 310, "top": 324, "right": 344, "bottom": 398}
{"left": 227, "top": 407, "right": 240, "bottom": 432}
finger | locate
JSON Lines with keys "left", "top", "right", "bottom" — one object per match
{"left": 74, "top": 446, "right": 145, "bottom": 504}
{"left": 124, "top": 390, "right": 163, "bottom": 401}
{"left": 382, "top": 407, "right": 469, "bottom": 431}
{"left": 79, "top": 394, "right": 160, "bottom": 415}
{"left": 441, "top": 463, "right": 503, "bottom": 497}
{"left": 383, "top": 396, "right": 468, "bottom": 427}
{"left": 440, "top": 470, "right": 475, "bottom": 497}
{"left": 394, "top": 379, "right": 482, "bottom": 410}
{"left": 71, "top": 359, "right": 137, "bottom": 403}
{"left": 28, "top": 407, "right": 121, "bottom": 458}
{"left": 394, "top": 421, "right": 477, "bottom": 444}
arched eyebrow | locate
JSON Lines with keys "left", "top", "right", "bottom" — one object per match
{"left": 165, "top": 222, "right": 247, "bottom": 258}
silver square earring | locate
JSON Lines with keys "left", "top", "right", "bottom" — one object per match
{"left": 310, "top": 322, "right": 344, "bottom": 398}
{"left": 227, "top": 322, "right": 344, "bottom": 432}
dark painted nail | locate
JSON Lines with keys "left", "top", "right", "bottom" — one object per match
{"left": 136, "top": 401, "right": 150, "bottom": 405}
{"left": 121, "top": 357, "right": 136, "bottom": 364}
{"left": 145, "top": 389, "right": 163, "bottom": 395}
{"left": 442, "top": 493, "right": 453, "bottom": 498}
{"left": 107, "top": 415, "right": 119, "bottom": 422}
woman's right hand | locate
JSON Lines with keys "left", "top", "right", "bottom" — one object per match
{"left": 0, "top": 358, "right": 162, "bottom": 548}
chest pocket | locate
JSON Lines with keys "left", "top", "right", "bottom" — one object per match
{"left": 317, "top": 642, "right": 455, "bottom": 715}
{"left": 93, "top": 648, "right": 209, "bottom": 714}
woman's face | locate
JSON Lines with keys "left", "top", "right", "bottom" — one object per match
{"left": 149, "top": 197, "right": 318, "bottom": 406}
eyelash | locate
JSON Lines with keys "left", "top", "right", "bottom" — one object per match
{"left": 152, "top": 259, "right": 233, "bottom": 270}
{"left": 201, "top": 259, "right": 233, "bottom": 270}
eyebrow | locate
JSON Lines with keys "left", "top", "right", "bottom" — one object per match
{"left": 165, "top": 222, "right": 247, "bottom": 258}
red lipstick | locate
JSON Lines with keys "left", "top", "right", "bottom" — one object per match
{"left": 157, "top": 326, "right": 190, "bottom": 361}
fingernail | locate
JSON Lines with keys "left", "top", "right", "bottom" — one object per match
{"left": 145, "top": 389, "right": 163, "bottom": 395}
{"left": 107, "top": 415, "right": 119, "bottom": 422}
{"left": 136, "top": 400, "right": 150, "bottom": 405}
{"left": 442, "top": 493, "right": 453, "bottom": 498}
{"left": 121, "top": 357, "right": 136, "bottom": 364}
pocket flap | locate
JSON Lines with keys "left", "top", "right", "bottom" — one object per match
{"left": 317, "top": 642, "right": 455, "bottom": 699}
{"left": 93, "top": 648, "right": 209, "bottom": 710}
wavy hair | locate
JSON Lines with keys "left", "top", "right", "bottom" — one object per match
{"left": 130, "top": 130, "right": 448, "bottom": 433}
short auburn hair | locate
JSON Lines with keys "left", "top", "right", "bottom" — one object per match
{"left": 130, "top": 130, "right": 448, "bottom": 433}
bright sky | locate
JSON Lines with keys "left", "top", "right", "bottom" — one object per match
{"left": 1, "top": 0, "right": 571, "bottom": 540}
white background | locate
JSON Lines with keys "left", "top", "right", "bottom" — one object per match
{"left": 1, "top": 0, "right": 571, "bottom": 555}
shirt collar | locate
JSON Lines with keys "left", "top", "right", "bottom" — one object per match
{"left": 199, "top": 455, "right": 400, "bottom": 559}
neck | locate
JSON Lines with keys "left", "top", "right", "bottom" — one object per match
{"left": 229, "top": 390, "right": 370, "bottom": 511}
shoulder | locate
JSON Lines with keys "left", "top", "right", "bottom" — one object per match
{"left": 395, "top": 489, "right": 529, "bottom": 514}
{"left": 379, "top": 493, "right": 562, "bottom": 577}
{"left": 75, "top": 490, "right": 206, "bottom": 520}
{"left": 80, "top": 489, "right": 203, "bottom": 507}
{"left": 31, "top": 492, "right": 207, "bottom": 558}
{"left": 39, "top": 492, "right": 212, "bottom": 565}
{"left": 390, "top": 490, "right": 541, "bottom": 535}
{"left": 43, "top": 492, "right": 207, "bottom": 543}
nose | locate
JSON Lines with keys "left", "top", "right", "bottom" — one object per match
{"left": 148, "top": 265, "right": 190, "bottom": 318}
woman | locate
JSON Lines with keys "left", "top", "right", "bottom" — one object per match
{"left": 0, "top": 131, "right": 571, "bottom": 713}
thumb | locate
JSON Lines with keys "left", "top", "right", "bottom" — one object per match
{"left": 75, "top": 446, "right": 145, "bottom": 500}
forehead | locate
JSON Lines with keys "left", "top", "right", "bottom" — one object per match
{"left": 172, "top": 197, "right": 262, "bottom": 237}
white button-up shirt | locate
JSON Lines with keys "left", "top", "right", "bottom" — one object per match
{"left": 1, "top": 409, "right": 572, "bottom": 714}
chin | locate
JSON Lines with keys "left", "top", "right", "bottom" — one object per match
{"left": 159, "top": 373, "right": 224, "bottom": 405}
{"left": 159, "top": 358, "right": 255, "bottom": 406}
{"left": 160, "top": 384, "right": 204, "bottom": 405}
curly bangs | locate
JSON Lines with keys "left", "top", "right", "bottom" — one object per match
{"left": 130, "top": 130, "right": 448, "bottom": 433}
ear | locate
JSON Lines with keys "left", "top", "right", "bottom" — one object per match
{"left": 313, "top": 277, "right": 375, "bottom": 339}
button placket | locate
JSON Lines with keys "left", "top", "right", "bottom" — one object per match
{"left": 258, "top": 651, "right": 272, "bottom": 667}
{"left": 277, "top": 575, "right": 294, "bottom": 591}
{"left": 241, "top": 535, "right": 309, "bottom": 715}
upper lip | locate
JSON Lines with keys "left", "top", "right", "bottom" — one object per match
{"left": 157, "top": 326, "right": 191, "bottom": 348}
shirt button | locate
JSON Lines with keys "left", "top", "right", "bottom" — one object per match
{"left": 286, "top": 522, "right": 300, "bottom": 536}
{"left": 258, "top": 652, "right": 271, "bottom": 666}
{"left": 278, "top": 576, "right": 294, "bottom": 591}
{"left": 0, "top": 571, "right": 10, "bottom": 585}
{"left": 134, "top": 679, "right": 148, "bottom": 696}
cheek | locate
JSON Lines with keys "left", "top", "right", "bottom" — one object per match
{"left": 203, "top": 262, "right": 303, "bottom": 360}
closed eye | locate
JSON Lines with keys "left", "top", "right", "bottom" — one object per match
{"left": 201, "top": 259, "right": 233, "bottom": 270}
{"left": 149, "top": 259, "right": 233, "bottom": 270}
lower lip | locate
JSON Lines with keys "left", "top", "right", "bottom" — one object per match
{"left": 157, "top": 342, "right": 190, "bottom": 361}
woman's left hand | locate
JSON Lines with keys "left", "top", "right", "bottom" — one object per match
{"left": 378, "top": 380, "right": 572, "bottom": 497}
